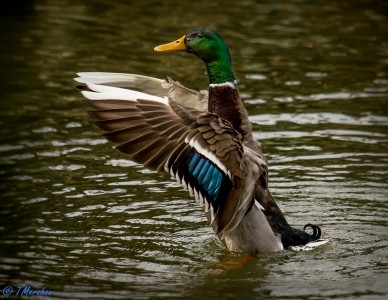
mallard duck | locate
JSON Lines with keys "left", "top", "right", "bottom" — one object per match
{"left": 75, "top": 27, "right": 327, "bottom": 253}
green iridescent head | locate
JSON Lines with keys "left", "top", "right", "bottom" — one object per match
{"left": 155, "top": 27, "right": 236, "bottom": 85}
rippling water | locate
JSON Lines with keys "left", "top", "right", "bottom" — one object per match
{"left": 1, "top": 0, "right": 387, "bottom": 299}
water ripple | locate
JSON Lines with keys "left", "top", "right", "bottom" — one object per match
{"left": 250, "top": 113, "right": 388, "bottom": 126}
{"left": 1, "top": 1, "right": 387, "bottom": 299}
{"left": 296, "top": 91, "right": 388, "bottom": 101}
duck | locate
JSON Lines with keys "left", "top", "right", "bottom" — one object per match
{"left": 75, "top": 27, "right": 327, "bottom": 253}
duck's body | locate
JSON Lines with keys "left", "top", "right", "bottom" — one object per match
{"left": 75, "top": 28, "right": 326, "bottom": 253}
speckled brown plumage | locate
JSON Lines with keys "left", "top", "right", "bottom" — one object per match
{"left": 82, "top": 96, "right": 267, "bottom": 239}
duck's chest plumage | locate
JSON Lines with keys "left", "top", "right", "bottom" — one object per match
{"left": 208, "top": 84, "right": 243, "bottom": 129}
{"left": 208, "top": 83, "right": 258, "bottom": 151}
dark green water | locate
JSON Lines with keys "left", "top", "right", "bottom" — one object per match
{"left": 1, "top": 1, "right": 387, "bottom": 299}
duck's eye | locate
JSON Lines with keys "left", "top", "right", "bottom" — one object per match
{"left": 197, "top": 33, "right": 204, "bottom": 38}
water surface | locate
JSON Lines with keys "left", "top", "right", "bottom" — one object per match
{"left": 1, "top": 0, "right": 387, "bottom": 299}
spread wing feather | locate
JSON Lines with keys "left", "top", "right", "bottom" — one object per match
{"left": 75, "top": 72, "right": 208, "bottom": 109}
{"left": 76, "top": 75, "right": 265, "bottom": 238}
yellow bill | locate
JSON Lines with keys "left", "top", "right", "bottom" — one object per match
{"left": 154, "top": 35, "right": 187, "bottom": 52}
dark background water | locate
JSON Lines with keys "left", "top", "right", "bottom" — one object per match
{"left": 1, "top": 0, "right": 387, "bottom": 299}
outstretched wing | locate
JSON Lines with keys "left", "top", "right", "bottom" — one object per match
{"left": 75, "top": 75, "right": 261, "bottom": 238}
{"left": 75, "top": 72, "right": 208, "bottom": 110}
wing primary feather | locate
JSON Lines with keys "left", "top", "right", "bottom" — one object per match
{"left": 79, "top": 87, "right": 251, "bottom": 242}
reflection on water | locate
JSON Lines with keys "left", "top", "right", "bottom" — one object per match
{"left": 1, "top": 0, "right": 387, "bottom": 299}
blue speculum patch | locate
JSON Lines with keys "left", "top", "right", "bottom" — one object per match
{"left": 184, "top": 149, "right": 231, "bottom": 209}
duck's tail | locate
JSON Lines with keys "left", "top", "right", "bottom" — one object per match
{"left": 279, "top": 224, "right": 316, "bottom": 248}
{"left": 255, "top": 185, "right": 328, "bottom": 250}
{"left": 288, "top": 223, "right": 329, "bottom": 251}
{"left": 278, "top": 222, "right": 329, "bottom": 250}
{"left": 303, "top": 223, "right": 322, "bottom": 239}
